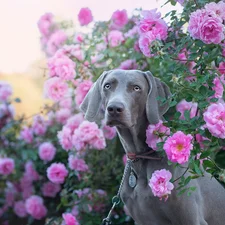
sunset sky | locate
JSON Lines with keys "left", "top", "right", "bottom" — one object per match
{"left": 0, "top": 0, "right": 181, "bottom": 74}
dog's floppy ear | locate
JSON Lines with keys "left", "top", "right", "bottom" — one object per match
{"left": 80, "top": 71, "right": 109, "bottom": 122}
{"left": 144, "top": 71, "right": 171, "bottom": 124}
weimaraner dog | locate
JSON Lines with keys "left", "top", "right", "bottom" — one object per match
{"left": 80, "top": 69, "right": 225, "bottom": 225}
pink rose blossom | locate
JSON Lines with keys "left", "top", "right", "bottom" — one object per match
{"left": 138, "top": 31, "right": 155, "bottom": 58}
{"left": 176, "top": 99, "right": 198, "bottom": 120}
{"left": 44, "top": 77, "right": 69, "bottom": 101}
{"left": 0, "top": 158, "right": 15, "bottom": 175}
{"left": 56, "top": 108, "right": 71, "bottom": 124}
{"left": 111, "top": 9, "right": 128, "bottom": 29}
{"left": 59, "top": 97, "right": 73, "bottom": 109}
{"left": 25, "top": 195, "right": 47, "bottom": 220}
{"left": 118, "top": 59, "right": 138, "bottom": 70}
{"left": 24, "top": 161, "right": 40, "bottom": 181}
{"left": 75, "top": 80, "right": 93, "bottom": 106}
{"left": 149, "top": 169, "right": 174, "bottom": 201}
{"left": 68, "top": 155, "right": 89, "bottom": 172}
{"left": 32, "top": 115, "right": 47, "bottom": 136}
{"left": 38, "top": 142, "right": 56, "bottom": 162}
{"left": 108, "top": 30, "right": 124, "bottom": 47}
{"left": 72, "top": 121, "right": 106, "bottom": 151}
{"left": 62, "top": 213, "right": 79, "bottom": 225}
{"left": 146, "top": 120, "right": 170, "bottom": 150}
{"left": 163, "top": 131, "right": 193, "bottom": 164}
{"left": 139, "top": 9, "right": 168, "bottom": 40}
{"left": 47, "top": 30, "right": 67, "bottom": 56}
{"left": 218, "top": 62, "right": 225, "bottom": 75}
{"left": 58, "top": 127, "right": 73, "bottom": 151}
{"left": 188, "top": 9, "right": 224, "bottom": 44}
{"left": 41, "top": 182, "right": 61, "bottom": 198}
{"left": 78, "top": 8, "right": 93, "bottom": 26}
{"left": 74, "top": 32, "right": 85, "bottom": 43}
{"left": 37, "top": 13, "right": 54, "bottom": 37}
{"left": 0, "top": 81, "right": 12, "bottom": 101}
{"left": 65, "top": 113, "right": 84, "bottom": 131}
{"left": 199, "top": 15, "right": 224, "bottom": 44}
{"left": 13, "top": 201, "right": 27, "bottom": 218}
{"left": 47, "top": 53, "right": 76, "bottom": 81}
{"left": 102, "top": 125, "right": 117, "bottom": 140}
{"left": 203, "top": 102, "right": 225, "bottom": 138}
{"left": 20, "top": 126, "right": 33, "bottom": 143}
{"left": 212, "top": 75, "right": 225, "bottom": 98}
{"left": 47, "top": 163, "right": 68, "bottom": 184}
{"left": 205, "top": 1, "right": 225, "bottom": 21}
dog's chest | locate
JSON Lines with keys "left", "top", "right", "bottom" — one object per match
{"left": 120, "top": 163, "right": 172, "bottom": 225}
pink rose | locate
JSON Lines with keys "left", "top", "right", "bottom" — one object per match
{"left": 58, "top": 127, "right": 73, "bottom": 151}
{"left": 163, "top": 131, "right": 193, "bottom": 164}
{"left": 75, "top": 80, "right": 93, "bottom": 106}
{"left": 68, "top": 155, "right": 89, "bottom": 172}
{"left": 44, "top": 77, "right": 69, "bottom": 102}
{"left": 118, "top": 59, "right": 138, "bottom": 70}
{"left": 149, "top": 169, "right": 174, "bottom": 201}
{"left": 62, "top": 213, "right": 79, "bottom": 225}
{"left": 212, "top": 75, "right": 225, "bottom": 98}
{"left": 102, "top": 125, "right": 117, "bottom": 140}
{"left": 78, "top": 8, "right": 93, "bottom": 26}
{"left": 20, "top": 126, "right": 33, "bottom": 143}
{"left": 13, "top": 201, "right": 27, "bottom": 218}
{"left": 205, "top": 1, "right": 225, "bottom": 21}
{"left": 218, "top": 62, "right": 225, "bottom": 75}
{"left": 32, "top": 115, "right": 47, "bottom": 136}
{"left": 47, "top": 163, "right": 68, "bottom": 184}
{"left": 0, "top": 81, "right": 12, "bottom": 101}
{"left": 56, "top": 108, "right": 71, "bottom": 124}
{"left": 139, "top": 9, "right": 168, "bottom": 40}
{"left": 38, "top": 142, "right": 56, "bottom": 162}
{"left": 47, "top": 53, "right": 76, "bottom": 81}
{"left": 138, "top": 31, "right": 155, "bottom": 58}
{"left": 41, "top": 182, "right": 61, "bottom": 198}
{"left": 25, "top": 195, "right": 47, "bottom": 220}
{"left": 111, "top": 9, "right": 128, "bottom": 29}
{"left": 46, "top": 30, "right": 67, "bottom": 56}
{"left": 203, "top": 102, "right": 225, "bottom": 138}
{"left": 37, "top": 13, "right": 54, "bottom": 37}
{"left": 188, "top": 9, "right": 224, "bottom": 44}
{"left": 146, "top": 120, "right": 170, "bottom": 150}
{"left": 176, "top": 99, "right": 198, "bottom": 120}
{"left": 0, "top": 158, "right": 15, "bottom": 175}
{"left": 108, "top": 30, "right": 124, "bottom": 47}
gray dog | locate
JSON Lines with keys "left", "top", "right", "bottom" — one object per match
{"left": 80, "top": 69, "right": 225, "bottom": 225}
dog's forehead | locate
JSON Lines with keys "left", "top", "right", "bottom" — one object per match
{"left": 103, "top": 70, "right": 147, "bottom": 84}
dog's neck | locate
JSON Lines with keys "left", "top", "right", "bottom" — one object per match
{"left": 116, "top": 113, "right": 149, "bottom": 154}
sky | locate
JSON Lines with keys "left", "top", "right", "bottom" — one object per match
{"left": 0, "top": 0, "right": 181, "bottom": 74}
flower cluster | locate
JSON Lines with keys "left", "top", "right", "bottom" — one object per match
{"left": 188, "top": 1, "right": 225, "bottom": 44}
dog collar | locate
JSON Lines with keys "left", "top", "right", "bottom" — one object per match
{"left": 127, "top": 150, "right": 162, "bottom": 161}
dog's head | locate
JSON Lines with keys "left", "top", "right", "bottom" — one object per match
{"left": 80, "top": 69, "right": 171, "bottom": 128}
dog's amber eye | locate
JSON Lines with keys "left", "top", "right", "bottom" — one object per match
{"left": 104, "top": 84, "right": 111, "bottom": 90}
{"left": 133, "top": 85, "right": 141, "bottom": 91}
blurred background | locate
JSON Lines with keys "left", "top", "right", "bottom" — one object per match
{"left": 0, "top": 0, "right": 181, "bottom": 116}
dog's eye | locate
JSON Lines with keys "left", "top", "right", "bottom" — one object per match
{"left": 133, "top": 85, "right": 141, "bottom": 91}
{"left": 104, "top": 84, "right": 111, "bottom": 90}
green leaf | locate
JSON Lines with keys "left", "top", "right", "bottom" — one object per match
{"left": 199, "top": 150, "right": 211, "bottom": 159}
{"left": 215, "top": 151, "right": 225, "bottom": 169}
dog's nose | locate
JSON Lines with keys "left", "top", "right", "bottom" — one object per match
{"left": 107, "top": 102, "right": 124, "bottom": 116}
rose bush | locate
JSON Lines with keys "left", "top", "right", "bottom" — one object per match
{"left": 1, "top": 0, "right": 225, "bottom": 224}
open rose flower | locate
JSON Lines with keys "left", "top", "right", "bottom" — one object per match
{"left": 163, "top": 131, "right": 193, "bottom": 164}
{"left": 149, "top": 169, "right": 174, "bottom": 201}
{"left": 78, "top": 8, "right": 93, "bottom": 26}
{"left": 47, "top": 163, "right": 68, "bottom": 184}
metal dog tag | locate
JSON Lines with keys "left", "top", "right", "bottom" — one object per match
{"left": 129, "top": 170, "right": 137, "bottom": 188}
